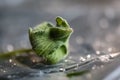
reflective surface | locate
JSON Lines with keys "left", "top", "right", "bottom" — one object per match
{"left": 0, "top": 0, "right": 120, "bottom": 80}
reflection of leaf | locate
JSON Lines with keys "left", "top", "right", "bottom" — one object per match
{"left": 0, "top": 49, "right": 33, "bottom": 59}
{"left": 66, "top": 70, "right": 89, "bottom": 77}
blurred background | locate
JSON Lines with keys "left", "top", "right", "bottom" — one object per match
{"left": 1, "top": 0, "right": 120, "bottom": 53}
{"left": 0, "top": 0, "right": 120, "bottom": 80}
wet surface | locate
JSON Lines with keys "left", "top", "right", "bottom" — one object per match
{"left": 0, "top": 0, "right": 120, "bottom": 80}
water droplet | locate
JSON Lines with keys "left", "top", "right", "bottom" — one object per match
{"left": 64, "top": 59, "right": 68, "bottom": 62}
{"left": 59, "top": 68, "right": 65, "bottom": 72}
{"left": 13, "top": 63, "right": 16, "bottom": 66}
{"left": 9, "top": 59, "right": 12, "bottom": 63}
{"left": 32, "top": 59, "right": 36, "bottom": 63}
{"left": 1, "top": 69, "right": 6, "bottom": 73}
{"left": 0, "top": 69, "right": 7, "bottom": 73}
{"left": 98, "top": 55, "right": 110, "bottom": 62}
{"left": 79, "top": 57, "right": 86, "bottom": 62}
{"left": 96, "top": 51, "right": 100, "bottom": 55}
{"left": 86, "top": 54, "right": 91, "bottom": 59}
{"left": 3, "top": 70, "right": 6, "bottom": 73}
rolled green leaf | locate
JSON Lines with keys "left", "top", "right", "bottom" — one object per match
{"left": 29, "top": 16, "right": 73, "bottom": 64}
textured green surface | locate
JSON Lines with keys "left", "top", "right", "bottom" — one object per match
{"left": 29, "top": 17, "right": 73, "bottom": 64}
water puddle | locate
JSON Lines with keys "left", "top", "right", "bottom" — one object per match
{"left": 0, "top": 51, "right": 120, "bottom": 80}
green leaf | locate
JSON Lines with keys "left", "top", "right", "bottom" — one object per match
{"left": 29, "top": 16, "right": 73, "bottom": 64}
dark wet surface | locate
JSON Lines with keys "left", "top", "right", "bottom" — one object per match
{"left": 0, "top": 0, "right": 120, "bottom": 80}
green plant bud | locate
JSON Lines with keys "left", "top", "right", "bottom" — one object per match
{"left": 29, "top": 16, "right": 73, "bottom": 64}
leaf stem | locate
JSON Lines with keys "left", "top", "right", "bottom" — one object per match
{"left": 0, "top": 48, "right": 33, "bottom": 59}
